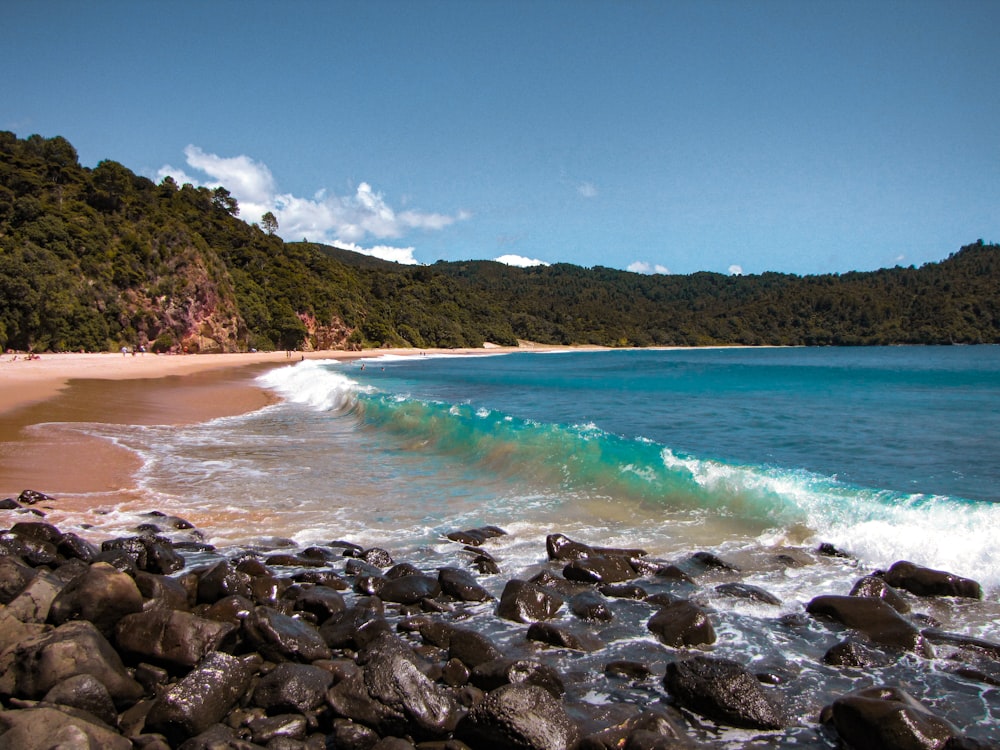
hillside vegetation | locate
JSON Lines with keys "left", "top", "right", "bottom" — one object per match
{"left": 1, "top": 132, "right": 998, "bottom": 353}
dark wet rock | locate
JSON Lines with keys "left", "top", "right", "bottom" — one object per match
{"left": 92, "top": 547, "right": 138, "bottom": 575}
{"left": 101, "top": 535, "right": 152, "bottom": 569}
{"left": 564, "top": 555, "right": 637, "bottom": 584}
{"left": 371, "top": 738, "right": 417, "bottom": 750}
{"left": 496, "top": 579, "right": 564, "bottom": 623}
{"left": 817, "top": 542, "right": 852, "bottom": 558}
{"left": 471, "top": 658, "right": 566, "bottom": 698}
{"left": 115, "top": 607, "right": 237, "bottom": 669}
{"left": 921, "top": 628, "right": 1000, "bottom": 660}
{"left": 604, "top": 661, "right": 653, "bottom": 680}
{"left": 414, "top": 621, "right": 503, "bottom": 668}
{"left": 364, "top": 648, "right": 460, "bottom": 737}
{"left": 0, "top": 607, "right": 47, "bottom": 654}
{"left": 806, "top": 594, "right": 932, "bottom": 655}
{"left": 882, "top": 560, "right": 983, "bottom": 599}
{"left": 329, "top": 539, "right": 365, "bottom": 556}
{"left": 647, "top": 600, "right": 716, "bottom": 648}
{"left": 570, "top": 590, "right": 614, "bottom": 622}
{"left": 714, "top": 582, "right": 782, "bottom": 605}
{"left": 664, "top": 654, "right": 786, "bottom": 730}
{"left": 173, "top": 722, "right": 264, "bottom": 749}
{"left": 290, "top": 583, "right": 347, "bottom": 623}
{"left": 252, "top": 662, "right": 334, "bottom": 712}
{"left": 47, "top": 561, "right": 144, "bottom": 637}
{"left": 196, "top": 560, "right": 253, "bottom": 603}
{"left": 821, "top": 685, "right": 963, "bottom": 750}
{"left": 265, "top": 553, "right": 329, "bottom": 568}
{"left": 143, "top": 536, "right": 186, "bottom": 574}
{"left": 455, "top": 682, "right": 580, "bottom": 750}
{"left": 0, "top": 531, "right": 57, "bottom": 566}
{"left": 472, "top": 554, "right": 502, "bottom": 575}
{"left": 246, "top": 712, "right": 309, "bottom": 744}
{"left": 56, "top": 531, "right": 101, "bottom": 562}
{"left": 5, "top": 620, "right": 143, "bottom": 705}
{"left": 5, "top": 569, "right": 66, "bottom": 623}
{"left": 202, "top": 593, "right": 255, "bottom": 626}
{"left": 690, "top": 551, "right": 739, "bottom": 571}
{"left": 326, "top": 717, "right": 382, "bottom": 749}
{"left": 446, "top": 528, "right": 491, "bottom": 546}
{"left": 135, "top": 569, "right": 193, "bottom": 610}
{"left": 442, "top": 657, "right": 471, "bottom": 687}
{"left": 361, "top": 547, "right": 394, "bottom": 568}
{"left": 526, "top": 622, "right": 604, "bottom": 651}
{"left": 319, "top": 598, "right": 389, "bottom": 650}
{"left": 346, "top": 558, "right": 387, "bottom": 579}
{"left": 598, "top": 583, "right": 647, "bottom": 599}
{"left": 0, "top": 497, "right": 20, "bottom": 509}
{"left": 850, "top": 574, "right": 911, "bottom": 613}
{"left": 0, "top": 703, "right": 132, "bottom": 750}
{"left": 386, "top": 562, "right": 423, "bottom": 579}
{"left": 250, "top": 574, "right": 291, "bottom": 607}
{"left": 9, "top": 520, "right": 63, "bottom": 545}
{"left": 578, "top": 708, "right": 691, "bottom": 750}
{"left": 823, "top": 638, "right": 895, "bottom": 668}
{"left": 292, "top": 569, "right": 348, "bottom": 590}
{"left": 17, "top": 489, "right": 55, "bottom": 506}
{"left": 146, "top": 651, "right": 257, "bottom": 743}
{"left": 244, "top": 606, "right": 332, "bottom": 662}
{"left": 0, "top": 554, "right": 36, "bottom": 603}
{"left": 134, "top": 662, "right": 170, "bottom": 694}
{"left": 652, "top": 564, "right": 695, "bottom": 583}
{"left": 42, "top": 672, "right": 118, "bottom": 726}
{"left": 379, "top": 574, "right": 441, "bottom": 604}
{"left": 438, "top": 566, "right": 492, "bottom": 601}
{"left": 546, "top": 533, "right": 594, "bottom": 561}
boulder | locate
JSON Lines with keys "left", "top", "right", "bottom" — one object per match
{"left": 246, "top": 713, "right": 308, "bottom": 744}
{"left": 134, "top": 570, "right": 193, "bottom": 611}
{"left": 145, "top": 651, "right": 257, "bottom": 743}
{"left": 364, "top": 648, "right": 460, "bottom": 737}
{"left": 0, "top": 704, "right": 131, "bottom": 750}
{"left": 47, "top": 561, "right": 144, "bottom": 637}
{"left": 438, "top": 566, "right": 492, "bottom": 602}
{"left": 714, "top": 582, "right": 782, "bottom": 605}
{"left": 563, "top": 555, "right": 637, "bottom": 584}
{"left": 243, "top": 606, "right": 331, "bottom": 662}
{"left": 526, "top": 622, "right": 604, "bottom": 651}
{"left": 882, "top": 560, "right": 982, "bottom": 599}
{"left": 806, "top": 595, "right": 932, "bottom": 655}
{"left": 290, "top": 583, "right": 347, "bottom": 623}
{"left": 42, "top": 672, "right": 119, "bottom": 727}
{"left": 664, "top": 654, "right": 786, "bottom": 730}
{"left": 455, "top": 683, "right": 580, "bottom": 750}
{"left": 647, "top": 600, "right": 716, "bottom": 648}
{"left": 56, "top": 532, "right": 101, "bottom": 563}
{"left": 823, "top": 638, "right": 895, "bottom": 669}
{"left": 3, "top": 572, "right": 63, "bottom": 627}
{"left": 850, "top": 575, "right": 910, "bottom": 613}
{"left": 599, "top": 583, "right": 647, "bottom": 600}
{"left": 0, "top": 555, "right": 36, "bottom": 604}
{"left": 196, "top": 560, "right": 253, "bottom": 603}
{"left": 252, "top": 662, "right": 334, "bottom": 713}
{"left": 0, "top": 532, "right": 57, "bottom": 566}
{"left": 471, "top": 658, "right": 566, "bottom": 698}
{"left": 115, "top": 607, "right": 237, "bottom": 669}
{"left": 378, "top": 574, "right": 441, "bottom": 604}
{"left": 16, "top": 489, "right": 55, "bottom": 505}
{"left": 318, "top": 598, "right": 389, "bottom": 650}
{"left": 9, "top": 520, "right": 63, "bottom": 545}
{"left": 6, "top": 620, "right": 143, "bottom": 706}
{"left": 570, "top": 590, "right": 614, "bottom": 621}
{"left": 447, "top": 626, "right": 504, "bottom": 669}
{"left": 822, "top": 685, "right": 963, "bottom": 750}
{"left": 496, "top": 579, "right": 564, "bottom": 623}
{"left": 577, "top": 708, "right": 691, "bottom": 750}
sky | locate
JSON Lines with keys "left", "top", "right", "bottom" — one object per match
{"left": 3, "top": 1, "right": 998, "bottom": 276}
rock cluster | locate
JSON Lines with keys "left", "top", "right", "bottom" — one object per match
{"left": 0, "top": 490, "right": 997, "bottom": 749}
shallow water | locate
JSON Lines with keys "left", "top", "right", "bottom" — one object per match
{"left": 44, "top": 346, "right": 1000, "bottom": 744}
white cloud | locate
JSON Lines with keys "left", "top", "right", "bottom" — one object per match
{"left": 728, "top": 264, "right": 744, "bottom": 276}
{"left": 628, "top": 261, "right": 670, "bottom": 275}
{"left": 156, "top": 146, "right": 468, "bottom": 260}
{"left": 576, "top": 181, "right": 598, "bottom": 198}
{"left": 495, "top": 254, "right": 550, "bottom": 268}
{"left": 333, "top": 241, "right": 420, "bottom": 266}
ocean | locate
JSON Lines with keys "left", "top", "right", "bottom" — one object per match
{"left": 75, "top": 345, "right": 1000, "bottom": 743}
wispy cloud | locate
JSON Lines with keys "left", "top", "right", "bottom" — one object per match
{"left": 495, "top": 254, "right": 550, "bottom": 268}
{"left": 157, "top": 146, "right": 468, "bottom": 263}
{"left": 576, "top": 181, "right": 598, "bottom": 198}
{"left": 627, "top": 261, "right": 670, "bottom": 275}
{"left": 728, "top": 264, "right": 744, "bottom": 276}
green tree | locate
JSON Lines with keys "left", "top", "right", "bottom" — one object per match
{"left": 261, "top": 211, "right": 278, "bottom": 235}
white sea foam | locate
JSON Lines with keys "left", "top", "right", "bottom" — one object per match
{"left": 257, "top": 361, "right": 366, "bottom": 411}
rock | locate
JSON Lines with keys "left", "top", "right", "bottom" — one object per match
{"left": 690, "top": 551, "right": 739, "bottom": 571}
{"left": 598, "top": 583, "right": 647, "bottom": 599}
{"left": 0, "top": 704, "right": 131, "bottom": 750}
{"left": 455, "top": 683, "right": 580, "bottom": 750}
{"left": 822, "top": 685, "right": 963, "bottom": 750}
{"left": 0, "top": 555, "right": 36, "bottom": 604}
{"left": 327, "top": 717, "right": 382, "bottom": 749}
{"left": 9, "top": 520, "right": 63, "bottom": 545}
{"left": 115, "top": 607, "right": 237, "bottom": 669}
{"left": 578, "top": 708, "right": 691, "bottom": 750}
{"left": 246, "top": 712, "right": 309, "bottom": 744}
{"left": 471, "top": 658, "right": 566, "bottom": 698}
{"left": 363, "top": 648, "right": 460, "bottom": 738}
{"left": 546, "top": 533, "right": 594, "bottom": 561}
{"left": 173, "top": 722, "right": 264, "bottom": 749}
{"left": 47, "top": 561, "right": 144, "bottom": 637}
{"left": 850, "top": 575, "right": 910, "bottom": 613}
{"left": 319, "top": 598, "right": 389, "bottom": 650}
{"left": 563, "top": 555, "right": 637, "bottom": 584}
{"left": 145, "top": 651, "right": 257, "bottom": 743}
{"left": 196, "top": 560, "right": 253, "bottom": 603}
{"left": 56, "top": 532, "right": 101, "bottom": 563}
{"left": 361, "top": 547, "right": 394, "bottom": 568}
{"left": 438, "top": 566, "right": 492, "bottom": 601}
{"left": 6, "top": 620, "right": 143, "bottom": 706}
{"left": 921, "top": 628, "right": 1000, "bottom": 660}
{"left": 0, "top": 608, "right": 47, "bottom": 654}
{"left": 806, "top": 595, "right": 932, "bottom": 655}
{"left": 142, "top": 536, "right": 186, "bottom": 574}
{"left": 653, "top": 565, "right": 695, "bottom": 584}
{"left": 526, "top": 622, "right": 604, "bottom": 651}
{"left": 570, "top": 590, "right": 614, "bottom": 621}
{"left": 664, "top": 654, "right": 786, "bottom": 730}
{"left": 0, "top": 531, "right": 57, "bottom": 566}
{"left": 823, "top": 638, "right": 895, "bottom": 668}
{"left": 290, "top": 583, "right": 347, "bottom": 623}
{"left": 882, "top": 560, "right": 982, "bottom": 599}
{"left": 447, "top": 626, "right": 504, "bottom": 669}
{"left": 647, "top": 600, "right": 716, "bottom": 648}
{"left": 378, "top": 574, "right": 441, "bottom": 604}
{"left": 135, "top": 570, "right": 193, "bottom": 610}
{"left": 17, "top": 489, "right": 55, "bottom": 505}
{"left": 243, "top": 606, "right": 332, "bottom": 662}
{"left": 43, "top": 672, "right": 119, "bottom": 726}
{"left": 252, "top": 662, "right": 334, "bottom": 712}
{"left": 603, "top": 661, "right": 653, "bottom": 681}
{"left": 714, "top": 582, "right": 782, "bottom": 605}
{"left": 496, "top": 579, "right": 564, "bottom": 623}
{"left": 202, "top": 593, "right": 255, "bottom": 625}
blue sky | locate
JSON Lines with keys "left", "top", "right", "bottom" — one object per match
{"left": 3, "top": 1, "right": 997, "bottom": 275}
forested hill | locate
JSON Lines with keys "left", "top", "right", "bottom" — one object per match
{"left": 1, "top": 132, "right": 998, "bottom": 353}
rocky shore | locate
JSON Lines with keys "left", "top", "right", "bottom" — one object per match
{"left": 0, "top": 489, "right": 997, "bottom": 749}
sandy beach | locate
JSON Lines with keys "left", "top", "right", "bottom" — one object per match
{"left": 0, "top": 345, "right": 562, "bottom": 505}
